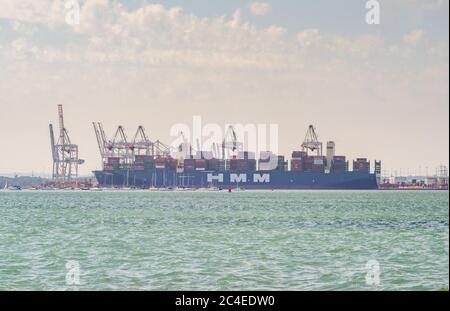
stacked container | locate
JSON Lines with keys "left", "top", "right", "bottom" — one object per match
{"left": 227, "top": 157, "right": 257, "bottom": 172}
{"left": 106, "top": 157, "right": 121, "bottom": 170}
{"left": 312, "top": 156, "right": 326, "bottom": 173}
{"left": 291, "top": 151, "right": 306, "bottom": 172}
{"left": 291, "top": 159, "right": 302, "bottom": 171}
{"left": 132, "top": 164, "right": 145, "bottom": 171}
{"left": 135, "top": 155, "right": 153, "bottom": 162}
{"left": 167, "top": 157, "right": 178, "bottom": 171}
{"left": 228, "top": 158, "right": 238, "bottom": 171}
{"left": 292, "top": 151, "right": 307, "bottom": 159}
{"left": 134, "top": 155, "right": 155, "bottom": 171}
{"left": 353, "top": 158, "right": 370, "bottom": 173}
{"left": 184, "top": 159, "right": 196, "bottom": 172}
{"left": 195, "top": 159, "right": 206, "bottom": 171}
{"left": 302, "top": 156, "right": 326, "bottom": 173}
{"left": 155, "top": 156, "right": 166, "bottom": 170}
{"left": 207, "top": 158, "right": 220, "bottom": 171}
{"left": 302, "top": 157, "right": 313, "bottom": 172}
{"left": 218, "top": 159, "right": 226, "bottom": 171}
{"left": 247, "top": 159, "right": 257, "bottom": 171}
{"left": 104, "top": 165, "right": 113, "bottom": 171}
{"left": 331, "top": 156, "right": 347, "bottom": 173}
{"left": 276, "top": 155, "right": 288, "bottom": 172}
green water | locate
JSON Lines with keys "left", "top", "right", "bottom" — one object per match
{"left": 0, "top": 190, "right": 448, "bottom": 291}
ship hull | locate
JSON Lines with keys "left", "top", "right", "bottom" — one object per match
{"left": 93, "top": 170, "right": 379, "bottom": 190}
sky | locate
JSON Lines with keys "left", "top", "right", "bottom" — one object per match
{"left": 0, "top": 0, "right": 448, "bottom": 177}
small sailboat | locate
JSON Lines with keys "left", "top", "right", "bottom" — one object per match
{"left": 3, "top": 180, "right": 21, "bottom": 190}
{"left": 7, "top": 185, "right": 22, "bottom": 191}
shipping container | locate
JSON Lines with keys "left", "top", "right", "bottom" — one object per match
{"left": 218, "top": 160, "right": 226, "bottom": 171}
{"left": 247, "top": 159, "right": 257, "bottom": 171}
{"left": 229, "top": 159, "right": 238, "bottom": 171}
{"left": 167, "top": 158, "right": 178, "bottom": 170}
{"left": 144, "top": 161, "right": 155, "bottom": 170}
{"left": 312, "top": 164, "right": 325, "bottom": 173}
{"left": 107, "top": 157, "right": 121, "bottom": 164}
{"left": 104, "top": 165, "right": 113, "bottom": 171}
{"left": 353, "top": 159, "right": 370, "bottom": 173}
{"left": 330, "top": 156, "right": 347, "bottom": 173}
{"left": 313, "top": 156, "right": 325, "bottom": 165}
{"left": 184, "top": 159, "right": 196, "bottom": 171}
{"left": 184, "top": 165, "right": 195, "bottom": 172}
{"left": 301, "top": 156, "right": 325, "bottom": 173}
{"left": 195, "top": 159, "right": 206, "bottom": 171}
{"left": 207, "top": 159, "right": 220, "bottom": 171}
{"left": 291, "top": 159, "right": 302, "bottom": 172}
{"left": 333, "top": 156, "right": 346, "bottom": 161}
{"left": 292, "top": 151, "right": 307, "bottom": 159}
{"left": 155, "top": 156, "right": 166, "bottom": 169}
{"left": 135, "top": 155, "right": 154, "bottom": 162}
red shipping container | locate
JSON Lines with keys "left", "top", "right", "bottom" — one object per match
{"left": 291, "top": 159, "right": 302, "bottom": 171}
{"left": 107, "top": 157, "right": 121, "bottom": 164}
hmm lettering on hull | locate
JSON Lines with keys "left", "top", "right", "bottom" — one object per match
{"left": 207, "top": 173, "right": 270, "bottom": 184}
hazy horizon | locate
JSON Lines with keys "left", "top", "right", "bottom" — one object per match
{"left": 0, "top": 0, "right": 448, "bottom": 176}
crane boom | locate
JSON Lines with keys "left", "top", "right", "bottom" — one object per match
{"left": 49, "top": 124, "right": 57, "bottom": 161}
{"left": 301, "top": 125, "right": 323, "bottom": 156}
{"left": 93, "top": 122, "right": 104, "bottom": 160}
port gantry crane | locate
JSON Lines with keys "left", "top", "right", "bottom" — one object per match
{"left": 301, "top": 125, "right": 323, "bottom": 156}
{"left": 49, "top": 105, "right": 84, "bottom": 182}
{"left": 93, "top": 123, "right": 172, "bottom": 167}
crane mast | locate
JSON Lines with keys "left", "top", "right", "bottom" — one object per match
{"left": 301, "top": 125, "right": 323, "bottom": 156}
{"left": 49, "top": 105, "right": 84, "bottom": 182}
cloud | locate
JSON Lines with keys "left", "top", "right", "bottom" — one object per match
{"left": 0, "top": 0, "right": 64, "bottom": 25}
{"left": 249, "top": 2, "right": 271, "bottom": 16}
{"left": 297, "top": 29, "right": 321, "bottom": 47}
{"left": 265, "top": 25, "right": 287, "bottom": 37}
{"left": 403, "top": 29, "right": 425, "bottom": 45}
{"left": 0, "top": 1, "right": 448, "bottom": 175}
{"left": 0, "top": 1, "right": 445, "bottom": 68}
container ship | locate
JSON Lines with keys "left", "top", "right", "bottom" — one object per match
{"left": 92, "top": 124, "right": 381, "bottom": 190}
